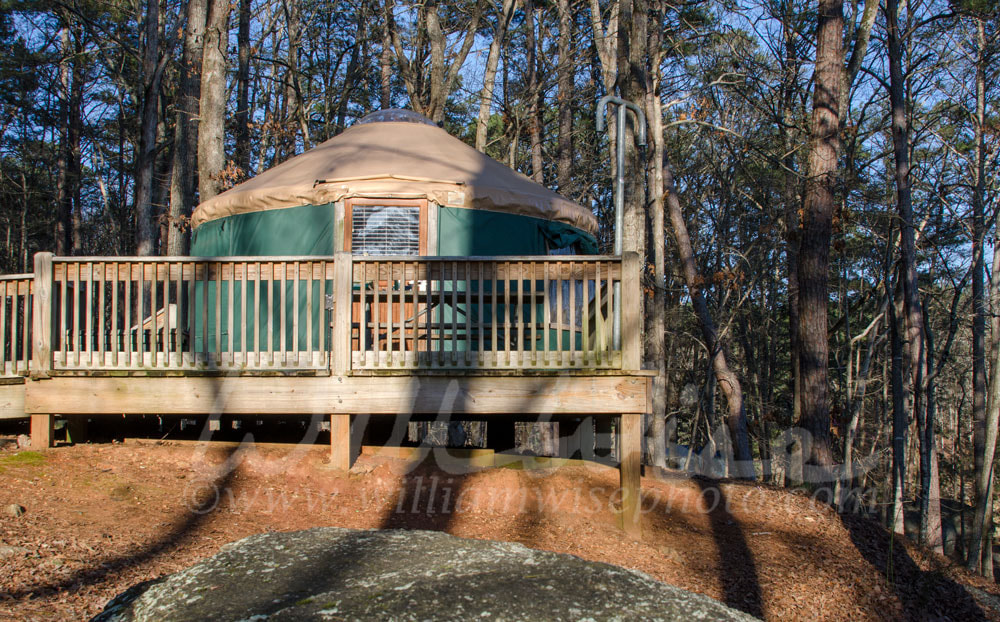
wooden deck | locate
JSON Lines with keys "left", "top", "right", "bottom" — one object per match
{"left": 1, "top": 251, "right": 648, "bottom": 535}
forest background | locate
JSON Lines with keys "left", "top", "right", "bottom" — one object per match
{"left": 0, "top": 0, "right": 998, "bottom": 576}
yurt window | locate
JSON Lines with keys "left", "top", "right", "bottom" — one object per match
{"left": 345, "top": 198, "right": 427, "bottom": 255}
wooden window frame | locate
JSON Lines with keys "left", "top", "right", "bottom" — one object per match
{"left": 344, "top": 198, "right": 428, "bottom": 256}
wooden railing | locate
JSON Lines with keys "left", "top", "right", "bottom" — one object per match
{"left": 23, "top": 252, "right": 639, "bottom": 375}
{"left": 47, "top": 257, "right": 334, "bottom": 372}
{"left": 0, "top": 274, "right": 32, "bottom": 377}
{"left": 349, "top": 257, "right": 625, "bottom": 370}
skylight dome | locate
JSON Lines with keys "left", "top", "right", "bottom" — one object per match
{"left": 355, "top": 109, "right": 436, "bottom": 126}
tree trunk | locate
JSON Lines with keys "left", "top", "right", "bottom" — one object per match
{"left": 663, "top": 162, "right": 755, "bottom": 479}
{"left": 168, "top": 0, "right": 207, "bottom": 256}
{"left": 235, "top": 0, "right": 251, "bottom": 173}
{"left": 475, "top": 0, "right": 517, "bottom": 152}
{"left": 134, "top": 0, "right": 162, "bottom": 256}
{"left": 555, "top": 0, "right": 573, "bottom": 193}
{"left": 197, "top": 0, "right": 230, "bottom": 204}
{"left": 886, "top": 0, "right": 941, "bottom": 552}
{"left": 525, "top": 0, "right": 543, "bottom": 183}
{"left": 779, "top": 3, "right": 803, "bottom": 467}
{"left": 796, "top": 0, "right": 843, "bottom": 471}
{"left": 644, "top": 0, "right": 667, "bottom": 468}
{"left": 380, "top": 7, "right": 393, "bottom": 109}
{"left": 890, "top": 277, "right": 907, "bottom": 534}
{"left": 54, "top": 26, "right": 71, "bottom": 256}
{"left": 969, "top": 16, "right": 997, "bottom": 576}
{"left": 68, "top": 23, "right": 83, "bottom": 254}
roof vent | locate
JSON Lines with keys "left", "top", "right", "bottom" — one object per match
{"left": 356, "top": 109, "right": 437, "bottom": 127}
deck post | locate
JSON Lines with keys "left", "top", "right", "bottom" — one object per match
{"left": 619, "top": 412, "right": 641, "bottom": 538}
{"left": 579, "top": 416, "right": 595, "bottom": 461}
{"left": 595, "top": 417, "right": 614, "bottom": 459}
{"left": 66, "top": 417, "right": 88, "bottom": 444}
{"left": 31, "top": 252, "right": 53, "bottom": 379}
{"left": 621, "top": 252, "right": 642, "bottom": 371}
{"left": 330, "top": 414, "right": 352, "bottom": 470}
{"left": 332, "top": 252, "right": 352, "bottom": 376}
{"left": 30, "top": 414, "right": 54, "bottom": 449}
{"left": 559, "top": 418, "right": 584, "bottom": 459}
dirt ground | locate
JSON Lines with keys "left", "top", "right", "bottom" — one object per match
{"left": 2, "top": 437, "right": 999, "bottom": 622}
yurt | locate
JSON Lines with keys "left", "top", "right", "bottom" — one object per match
{"left": 187, "top": 109, "right": 600, "bottom": 356}
{"left": 191, "top": 109, "right": 597, "bottom": 258}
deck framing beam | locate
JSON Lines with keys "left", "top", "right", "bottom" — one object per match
{"left": 24, "top": 374, "right": 647, "bottom": 416}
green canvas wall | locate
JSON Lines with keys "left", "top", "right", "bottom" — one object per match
{"left": 188, "top": 202, "right": 598, "bottom": 355}
{"left": 437, "top": 207, "right": 597, "bottom": 255}
{"left": 190, "top": 202, "right": 336, "bottom": 256}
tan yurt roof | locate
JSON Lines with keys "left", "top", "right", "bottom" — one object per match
{"left": 192, "top": 110, "right": 597, "bottom": 236}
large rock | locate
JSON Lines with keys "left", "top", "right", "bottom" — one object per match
{"left": 93, "top": 528, "right": 758, "bottom": 621}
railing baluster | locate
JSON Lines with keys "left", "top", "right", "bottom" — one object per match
{"left": 22, "top": 279, "right": 29, "bottom": 373}
{"left": 291, "top": 262, "right": 299, "bottom": 365}
{"left": 556, "top": 261, "right": 563, "bottom": 363}
{"left": 543, "top": 262, "right": 550, "bottom": 367}
{"left": 489, "top": 262, "right": 497, "bottom": 368}
{"left": 279, "top": 261, "right": 286, "bottom": 365}
{"left": 84, "top": 262, "right": 92, "bottom": 367}
{"left": 569, "top": 262, "right": 576, "bottom": 366}
{"left": 149, "top": 263, "right": 157, "bottom": 367}
{"left": 266, "top": 262, "right": 274, "bottom": 366}
{"left": 464, "top": 262, "right": 472, "bottom": 366}
{"left": 214, "top": 261, "right": 222, "bottom": 364}
{"left": 174, "top": 262, "right": 183, "bottom": 367}
{"left": 187, "top": 262, "right": 195, "bottom": 368}
{"left": 228, "top": 261, "right": 236, "bottom": 366}
{"left": 517, "top": 261, "right": 524, "bottom": 367}
{"left": 11, "top": 281, "right": 18, "bottom": 374}
{"left": 60, "top": 270, "right": 68, "bottom": 367}
{"left": 450, "top": 261, "right": 458, "bottom": 366}
{"left": 478, "top": 262, "right": 485, "bottom": 367}
{"left": 596, "top": 261, "right": 604, "bottom": 365}
{"left": 607, "top": 260, "right": 615, "bottom": 361}
{"left": 388, "top": 261, "right": 395, "bottom": 366}
{"left": 95, "top": 263, "right": 104, "bottom": 367}
{"left": 0, "top": 282, "right": 8, "bottom": 374}
{"left": 425, "top": 261, "right": 432, "bottom": 365}
{"left": 111, "top": 263, "right": 119, "bottom": 367}
{"left": 254, "top": 261, "right": 262, "bottom": 368}
{"left": 502, "top": 261, "right": 510, "bottom": 367}
{"left": 362, "top": 261, "right": 371, "bottom": 367}
{"left": 373, "top": 261, "right": 381, "bottom": 364}
{"left": 437, "top": 261, "right": 446, "bottom": 367}
{"left": 582, "top": 262, "right": 591, "bottom": 367}
{"left": 305, "top": 261, "right": 312, "bottom": 367}
{"left": 531, "top": 262, "right": 538, "bottom": 367}
{"left": 318, "top": 260, "right": 327, "bottom": 366}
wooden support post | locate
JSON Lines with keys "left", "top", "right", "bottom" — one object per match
{"left": 31, "top": 252, "right": 53, "bottom": 379}
{"left": 579, "top": 416, "right": 595, "bottom": 461}
{"left": 66, "top": 417, "right": 88, "bottom": 444}
{"left": 332, "top": 252, "right": 352, "bottom": 376}
{"left": 30, "top": 414, "right": 54, "bottom": 449}
{"left": 621, "top": 252, "right": 642, "bottom": 371}
{"left": 559, "top": 418, "right": 583, "bottom": 459}
{"left": 619, "top": 412, "right": 641, "bottom": 538}
{"left": 330, "top": 414, "right": 352, "bottom": 470}
{"left": 595, "top": 416, "right": 614, "bottom": 459}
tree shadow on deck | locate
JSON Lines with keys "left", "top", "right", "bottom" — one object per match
{"left": 837, "top": 512, "right": 989, "bottom": 620}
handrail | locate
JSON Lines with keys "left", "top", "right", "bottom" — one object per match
{"left": 5, "top": 253, "right": 640, "bottom": 376}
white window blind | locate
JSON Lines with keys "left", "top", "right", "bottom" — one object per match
{"left": 350, "top": 205, "right": 421, "bottom": 255}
